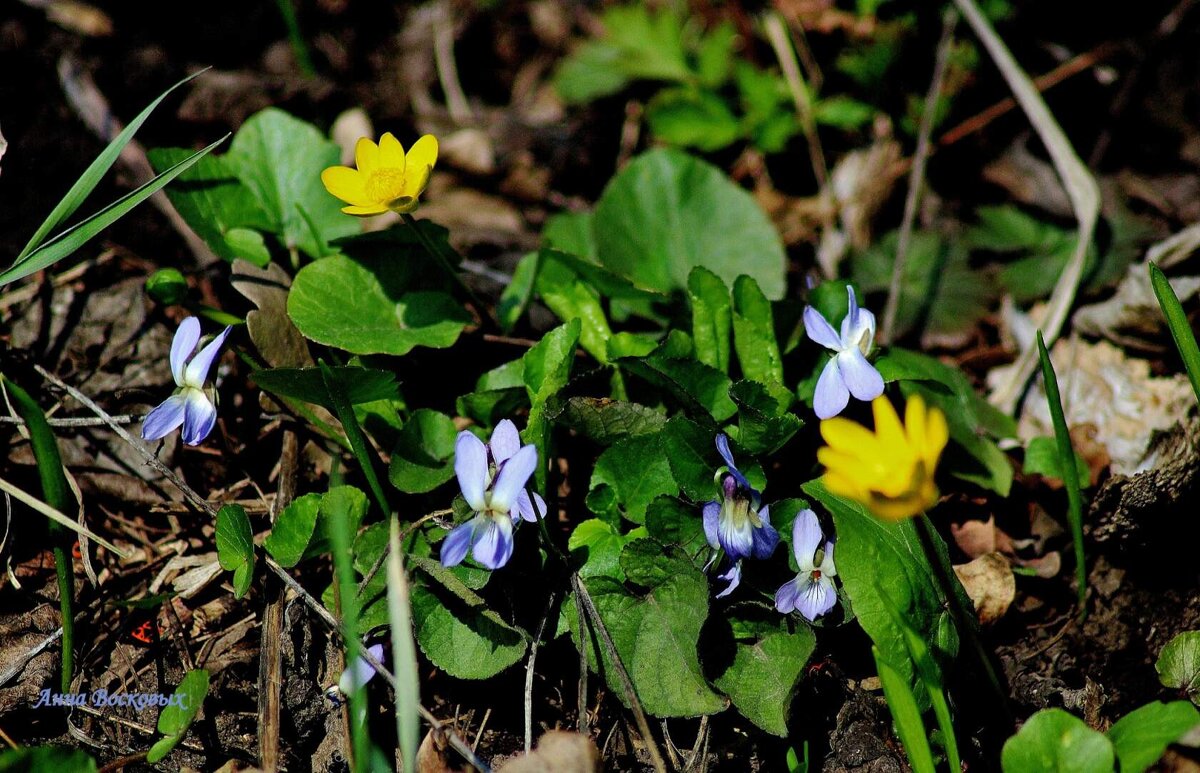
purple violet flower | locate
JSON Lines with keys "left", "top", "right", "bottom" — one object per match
{"left": 440, "top": 419, "right": 544, "bottom": 570}
{"left": 804, "top": 286, "right": 884, "bottom": 419}
{"left": 338, "top": 643, "right": 385, "bottom": 696}
{"left": 141, "top": 317, "right": 231, "bottom": 446}
{"left": 715, "top": 561, "right": 742, "bottom": 599}
{"left": 775, "top": 510, "right": 838, "bottom": 621}
{"left": 702, "top": 434, "right": 779, "bottom": 570}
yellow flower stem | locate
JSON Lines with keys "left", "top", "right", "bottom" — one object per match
{"left": 401, "top": 213, "right": 497, "bottom": 329}
{"left": 914, "top": 514, "right": 1013, "bottom": 727}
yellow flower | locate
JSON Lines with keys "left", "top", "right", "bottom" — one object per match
{"left": 321, "top": 133, "right": 438, "bottom": 216}
{"left": 817, "top": 394, "right": 949, "bottom": 521}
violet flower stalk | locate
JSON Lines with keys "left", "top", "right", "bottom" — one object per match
{"left": 805, "top": 286, "right": 884, "bottom": 419}
{"left": 440, "top": 419, "right": 545, "bottom": 570}
{"left": 775, "top": 510, "right": 838, "bottom": 621}
{"left": 141, "top": 317, "right": 231, "bottom": 446}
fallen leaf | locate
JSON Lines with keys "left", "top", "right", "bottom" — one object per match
{"left": 497, "top": 731, "right": 603, "bottom": 773}
{"left": 1073, "top": 262, "right": 1200, "bottom": 350}
{"left": 953, "top": 552, "right": 1016, "bottom": 624}
{"left": 230, "top": 260, "right": 313, "bottom": 368}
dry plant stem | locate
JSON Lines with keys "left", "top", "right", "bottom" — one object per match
{"left": 258, "top": 430, "right": 297, "bottom": 772}
{"left": 37, "top": 366, "right": 489, "bottom": 773}
{"left": 525, "top": 591, "right": 558, "bottom": 753}
{"left": 881, "top": 8, "right": 958, "bottom": 345}
{"left": 952, "top": 0, "right": 1101, "bottom": 415}
{"left": 97, "top": 752, "right": 149, "bottom": 773}
{"left": 571, "top": 573, "right": 668, "bottom": 773}
{"left": 574, "top": 589, "right": 590, "bottom": 738}
{"left": 0, "top": 414, "right": 137, "bottom": 426}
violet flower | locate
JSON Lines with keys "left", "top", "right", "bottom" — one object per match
{"left": 141, "top": 317, "right": 231, "bottom": 445}
{"left": 703, "top": 434, "right": 779, "bottom": 567}
{"left": 338, "top": 643, "right": 385, "bottom": 696}
{"left": 440, "top": 420, "right": 544, "bottom": 570}
{"left": 775, "top": 510, "right": 838, "bottom": 621}
{"left": 715, "top": 561, "right": 742, "bottom": 599}
{"left": 804, "top": 286, "right": 884, "bottom": 419}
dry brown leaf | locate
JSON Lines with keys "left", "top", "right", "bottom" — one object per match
{"left": 953, "top": 552, "right": 1016, "bottom": 624}
{"left": 1073, "top": 263, "right": 1200, "bottom": 350}
{"left": 497, "top": 731, "right": 603, "bottom": 773}
{"left": 415, "top": 728, "right": 471, "bottom": 773}
{"left": 231, "top": 260, "right": 313, "bottom": 369}
{"left": 440, "top": 128, "right": 496, "bottom": 175}
{"left": 951, "top": 516, "right": 1015, "bottom": 559}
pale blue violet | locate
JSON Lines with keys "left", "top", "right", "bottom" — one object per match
{"left": 775, "top": 509, "right": 838, "bottom": 621}
{"left": 141, "top": 317, "right": 231, "bottom": 446}
{"left": 441, "top": 420, "right": 544, "bottom": 570}
{"left": 703, "top": 434, "right": 779, "bottom": 568}
{"left": 805, "top": 286, "right": 884, "bottom": 419}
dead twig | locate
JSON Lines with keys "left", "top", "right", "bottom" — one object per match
{"left": 258, "top": 429, "right": 296, "bottom": 772}
{"left": 0, "top": 414, "right": 138, "bottom": 426}
{"left": 525, "top": 591, "right": 558, "bottom": 752}
{"left": 881, "top": 8, "right": 958, "bottom": 344}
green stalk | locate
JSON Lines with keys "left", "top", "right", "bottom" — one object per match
{"left": 1036, "top": 331, "right": 1087, "bottom": 620}
{"left": 319, "top": 361, "right": 390, "bottom": 517}
{"left": 2, "top": 376, "right": 75, "bottom": 692}
{"left": 271, "top": 0, "right": 316, "bottom": 77}
{"left": 400, "top": 213, "right": 495, "bottom": 327}
{"left": 1150, "top": 261, "right": 1200, "bottom": 404}
{"left": 328, "top": 500, "right": 368, "bottom": 772}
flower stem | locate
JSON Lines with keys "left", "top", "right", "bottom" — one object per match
{"left": 401, "top": 213, "right": 496, "bottom": 329}
{"left": 914, "top": 514, "right": 1013, "bottom": 726}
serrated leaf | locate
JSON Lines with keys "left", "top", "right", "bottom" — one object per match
{"left": 554, "top": 397, "right": 667, "bottom": 445}
{"left": 215, "top": 504, "right": 253, "bottom": 598}
{"left": 731, "top": 275, "right": 785, "bottom": 388}
{"left": 661, "top": 416, "right": 719, "bottom": 503}
{"left": 535, "top": 250, "right": 614, "bottom": 362}
{"left": 713, "top": 615, "right": 815, "bottom": 736}
{"left": 687, "top": 267, "right": 732, "bottom": 373}
{"left": 644, "top": 496, "right": 710, "bottom": 566}
{"left": 731, "top": 380, "right": 802, "bottom": 456}
{"left": 617, "top": 333, "right": 737, "bottom": 422}
{"left": 523, "top": 319, "right": 581, "bottom": 489}
{"left": 570, "top": 519, "right": 643, "bottom": 581}
{"left": 645, "top": 88, "right": 742, "bottom": 152}
{"left": 589, "top": 432, "right": 679, "bottom": 524}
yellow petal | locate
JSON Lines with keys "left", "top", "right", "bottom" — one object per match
{"left": 403, "top": 163, "right": 432, "bottom": 200}
{"left": 820, "top": 417, "right": 878, "bottom": 456}
{"left": 924, "top": 403, "right": 949, "bottom": 468}
{"left": 405, "top": 135, "right": 438, "bottom": 176}
{"left": 871, "top": 397, "right": 907, "bottom": 459}
{"left": 341, "top": 203, "right": 388, "bottom": 217}
{"left": 320, "top": 166, "right": 371, "bottom": 206}
{"left": 378, "top": 132, "right": 406, "bottom": 171}
{"left": 387, "top": 196, "right": 418, "bottom": 214}
{"left": 355, "top": 137, "right": 380, "bottom": 176}
{"left": 823, "top": 470, "right": 868, "bottom": 504}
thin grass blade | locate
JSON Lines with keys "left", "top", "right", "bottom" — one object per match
{"left": 1150, "top": 261, "right": 1200, "bottom": 404}
{"left": 318, "top": 361, "right": 391, "bottom": 517}
{"left": 387, "top": 517, "right": 420, "bottom": 773}
{"left": 1036, "top": 331, "right": 1087, "bottom": 619}
{"left": 1, "top": 137, "right": 227, "bottom": 287}
{"left": 873, "top": 646, "right": 936, "bottom": 773}
{"left": 16, "top": 68, "right": 208, "bottom": 261}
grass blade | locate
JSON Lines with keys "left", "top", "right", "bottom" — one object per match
{"left": 1, "top": 376, "right": 75, "bottom": 692}
{"left": 318, "top": 361, "right": 391, "bottom": 517}
{"left": 873, "top": 646, "right": 936, "bottom": 773}
{"left": 16, "top": 68, "right": 208, "bottom": 261}
{"left": 326, "top": 487, "right": 368, "bottom": 772}
{"left": 386, "top": 517, "right": 421, "bottom": 773}
{"left": 1150, "top": 261, "right": 1200, "bottom": 404}
{"left": 1036, "top": 331, "right": 1087, "bottom": 619}
{"left": 0, "top": 136, "right": 227, "bottom": 287}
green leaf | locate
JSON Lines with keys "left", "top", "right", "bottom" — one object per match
{"left": 713, "top": 614, "right": 816, "bottom": 736}
{"left": 288, "top": 254, "right": 470, "bottom": 355}
{"left": 731, "top": 381, "right": 802, "bottom": 456}
{"left": 593, "top": 148, "right": 787, "bottom": 300}
{"left": 732, "top": 275, "right": 786, "bottom": 390}
{"left": 523, "top": 319, "right": 581, "bottom": 489}
{"left": 803, "top": 479, "right": 954, "bottom": 691}
{"left": 147, "top": 669, "right": 210, "bottom": 763}
{"left": 535, "top": 250, "right": 614, "bottom": 362}
{"left": 311, "top": 485, "right": 369, "bottom": 558}
{"left": 1151, "top": 261, "right": 1200, "bottom": 405}
{"left": 1023, "top": 436, "right": 1089, "bottom": 487}
{"left": 543, "top": 212, "right": 597, "bottom": 260}
{"left": 225, "top": 108, "right": 358, "bottom": 257}
{"left": 696, "top": 22, "right": 738, "bottom": 87}
{"left": 385, "top": 518, "right": 422, "bottom": 773}
{"left": 813, "top": 95, "right": 875, "bottom": 131}
{"left": 569, "top": 519, "right": 643, "bottom": 581}
{"left": 17, "top": 69, "right": 206, "bottom": 261}
{"left": 263, "top": 493, "right": 321, "bottom": 567}
{"left": 252, "top": 366, "right": 398, "bottom": 408}
{"left": 1000, "top": 709, "right": 1114, "bottom": 773}
{"left": 145, "top": 267, "right": 189, "bottom": 304}
{"left": 1, "top": 138, "right": 227, "bottom": 288}
{"left": 388, "top": 409, "right": 459, "bottom": 494}
{"left": 1157, "top": 631, "right": 1200, "bottom": 704}
{"left": 408, "top": 557, "right": 527, "bottom": 680}
{"left": 1107, "top": 701, "right": 1200, "bottom": 773}
{"left": 215, "top": 504, "right": 254, "bottom": 598}
{"left": 147, "top": 148, "right": 272, "bottom": 264}
{"left": 320, "top": 363, "right": 390, "bottom": 516}
{"left": 617, "top": 333, "right": 738, "bottom": 421}
{"left": 687, "top": 267, "right": 732, "bottom": 373}
{"left": 577, "top": 549, "right": 724, "bottom": 717}
{"left": 0, "top": 747, "right": 96, "bottom": 772}
{"left": 554, "top": 397, "right": 666, "bottom": 446}
{"left": 874, "top": 648, "right": 936, "bottom": 773}
{"left": 645, "top": 88, "right": 742, "bottom": 152}
{"left": 554, "top": 41, "right": 633, "bottom": 104}
{"left": 589, "top": 432, "right": 679, "bottom": 524}
{"left": 498, "top": 252, "right": 539, "bottom": 331}
{"left": 661, "top": 416, "right": 719, "bottom": 503}
{"left": 644, "top": 495, "right": 710, "bottom": 566}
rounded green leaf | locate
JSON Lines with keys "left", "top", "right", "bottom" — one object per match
{"left": 1001, "top": 709, "right": 1114, "bottom": 773}
{"left": 593, "top": 148, "right": 786, "bottom": 300}
{"left": 388, "top": 410, "right": 459, "bottom": 493}
{"left": 1157, "top": 631, "right": 1200, "bottom": 704}
{"left": 288, "top": 255, "right": 470, "bottom": 355}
